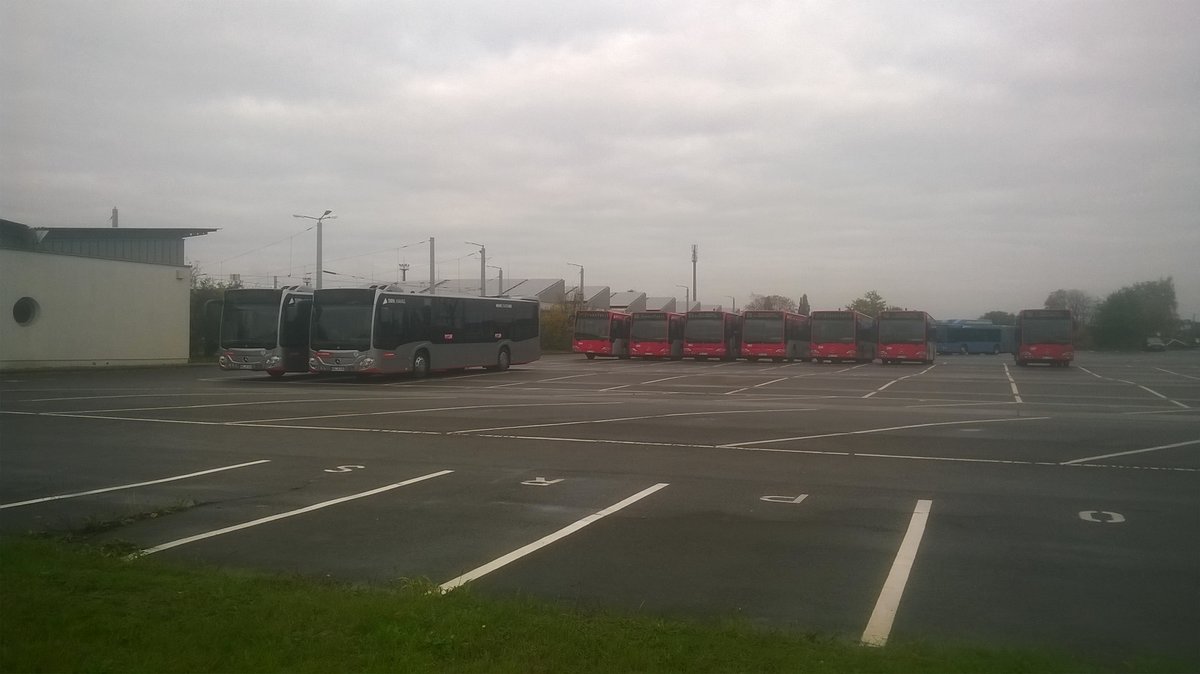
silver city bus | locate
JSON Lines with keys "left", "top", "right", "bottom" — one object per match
{"left": 218, "top": 286, "right": 314, "bottom": 377}
{"left": 308, "top": 286, "right": 540, "bottom": 376}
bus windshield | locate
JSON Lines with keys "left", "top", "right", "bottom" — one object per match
{"left": 742, "top": 316, "right": 783, "bottom": 343}
{"left": 574, "top": 314, "right": 611, "bottom": 340}
{"left": 811, "top": 315, "right": 854, "bottom": 343}
{"left": 878, "top": 318, "right": 926, "bottom": 344}
{"left": 631, "top": 315, "right": 668, "bottom": 341}
{"left": 220, "top": 290, "right": 279, "bottom": 349}
{"left": 311, "top": 290, "right": 373, "bottom": 351}
{"left": 685, "top": 315, "right": 725, "bottom": 343}
{"left": 1022, "top": 317, "right": 1072, "bottom": 344}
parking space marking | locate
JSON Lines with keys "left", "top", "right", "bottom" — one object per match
{"left": 1060, "top": 438, "right": 1200, "bottom": 465}
{"left": 131, "top": 470, "right": 454, "bottom": 558}
{"left": 1076, "top": 368, "right": 1190, "bottom": 409}
{"left": 1127, "top": 383, "right": 1189, "bottom": 409}
{"left": 718, "top": 416, "right": 1050, "bottom": 448}
{"left": 0, "top": 460, "right": 272, "bottom": 510}
{"left": 863, "top": 364, "right": 938, "bottom": 399}
{"left": 1002, "top": 364, "right": 1023, "bottom": 403}
{"left": 452, "top": 408, "right": 816, "bottom": 434}
{"left": 726, "top": 377, "right": 788, "bottom": 395}
{"left": 640, "top": 375, "right": 690, "bottom": 385}
{"left": 861, "top": 499, "right": 932, "bottom": 647}
{"left": 439, "top": 482, "right": 670, "bottom": 592}
{"left": 232, "top": 401, "right": 620, "bottom": 425}
{"left": 61, "top": 396, "right": 450, "bottom": 415}
{"left": 1155, "top": 367, "right": 1200, "bottom": 381}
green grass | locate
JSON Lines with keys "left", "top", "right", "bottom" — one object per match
{"left": 1, "top": 537, "right": 1188, "bottom": 673}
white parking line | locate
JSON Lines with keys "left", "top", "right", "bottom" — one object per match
{"left": 861, "top": 499, "right": 932, "bottom": 647}
{"left": 1002, "top": 363, "right": 1023, "bottom": 403}
{"left": 719, "top": 416, "right": 1050, "bottom": 448}
{"left": 131, "top": 470, "right": 454, "bottom": 558}
{"left": 1155, "top": 367, "right": 1200, "bottom": 381}
{"left": 453, "top": 408, "right": 816, "bottom": 434}
{"left": 640, "top": 375, "right": 690, "bottom": 385}
{"left": 726, "top": 377, "right": 788, "bottom": 395}
{"left": 863, "top": 364, "right": 938, "bottom": 399}
{"left": 233, "top": 401, "right": 619, "bottom": 424}
{"left": 0, "top": 460, "right": 271, "bottom": 510}
{"left": 1131, "top": 383, "right": 1190, "bottom": 409}
{"left": 61, "top": 397, "right": 447, "bottom": 415}
{"left": 1061, "top": 438, "right": 1200, "bottom": 465}
{"left": 440, "top": 482, "right": 669, "bottom": 591}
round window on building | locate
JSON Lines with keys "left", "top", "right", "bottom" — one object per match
{"left": 13, "top": 297, "right": 40, "bottom": 326}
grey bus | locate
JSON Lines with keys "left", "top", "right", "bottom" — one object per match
{"left": 308, "top": 286, "right": 540, "bottom": 376}
{"left": 218, "top": 286, "right": 314, "bottom": 377}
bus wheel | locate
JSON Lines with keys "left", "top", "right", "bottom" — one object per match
{"left": 495, "top": 348, "right": 510, "bottom": 371}
{"left": 412, "top": 350, "right": 431, "bottom": 378}
{"left": 586, "top": 353, "right": 596, "bottom": 360}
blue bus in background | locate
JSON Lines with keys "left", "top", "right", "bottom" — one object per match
{"left": 935, "top": 320, "right": 1016, "bottom": 355}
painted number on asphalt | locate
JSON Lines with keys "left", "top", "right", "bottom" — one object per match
{"left": 522, "top": 477, "right": 564, "bottom": 487}
{"left": 760, "top": 495, "right": 808, "bottom": 504}
{"left": 324, "top": 465, "right": 366, "bottom": 473}
{"left": 1079, "top": 510, "right": 1125, "bottom": 523}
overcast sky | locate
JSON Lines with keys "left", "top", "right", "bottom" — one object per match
{"left": 4, "top": 1, "right": 1198, "bottom": 318}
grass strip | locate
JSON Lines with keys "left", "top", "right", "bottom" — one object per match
{"left": 0, "top": 536, "right": 1187, "bottom": 673}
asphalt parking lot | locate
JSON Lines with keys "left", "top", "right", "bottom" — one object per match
{"left": 2, "top": 351, "right": 1198, "bottom": 660}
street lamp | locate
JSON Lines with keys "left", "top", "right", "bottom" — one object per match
{"left": 726, "top": 295, "right": 736, "bottom": 313}
{"left": 465, "top": 241, "right": 486, "bottom": 296}
{"left": 567, "top": 262, "right": 584, "bottom": 306}
{"left": 488, "top": 265, "right": 504, "bottom": 296}
{"left": 675, "top": 285, "right": 690, "bottom": 312}
{"left": 292, "top": 210, "right": 336, "bottom": 289}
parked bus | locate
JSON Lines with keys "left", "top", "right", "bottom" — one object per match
{"left": 683, "top": 310, "right": 741, "bottom": 360}
{"left": 1015, "top": 309, "right": 1075, "bottom": 367}
{"left": 630, "top": 311, "right": 686, "bottom": 359}
{"left": 572, "top": 309, "right": 631, "bottom": 359}
{"left": 740, "top": 310, "right": 810, "bottom": 362}
{"left": 809, "top": 310, "right": 877, "bottom": 363}
{"left": 309, "top": 286, "right": 539, "bottom": 376}
{"left": 218, "top": 286, "right": 313, "bottom": 377}
{"left": 878, "top": 310, "right": 936, "bottom": 364}
{"left": 935, "top": 320, "right": 1016, "bottom": 355}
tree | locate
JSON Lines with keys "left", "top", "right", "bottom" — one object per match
{"left": 797, "top": 294, "right": 810, "bottom": 316}
{"left": 846, "top": 290, "right": 890, "bottom": 318}
{"left": 1044, "top": 289, "right": 1097, "bottom": 326}
{"left": 978, "top": 311, "right": 1016, "bottom": 326}
{"left": 745, "top": 294, "right": 796, "bottom": 312}
{"left": 1091, "top": 277, "right": 1178, "bottom": 349}
{"left": 189, "top": 270, "right": 236, "bottom": 358}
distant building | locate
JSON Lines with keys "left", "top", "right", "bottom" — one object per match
{"left": 610, "top": 291, "right": 647, "bottom": 313}
{"left": 0, "top": 218, "right": 215, "bottom": 370}
{"left": 566, "top": 285, "right": 611, "bottom": 310}
{"left": 644, "top": 297, "right": 677, "bottom": 312}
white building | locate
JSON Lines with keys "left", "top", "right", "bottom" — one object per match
{"left": 0, "top": 219, "right": 214, "bottom": 370}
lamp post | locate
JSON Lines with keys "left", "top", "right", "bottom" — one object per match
{"left": 726, "top": 295, "right": 736, "bottom": 313}
{"left": 488, "top": 265, "right": 504, "bottom": 296}
{"left": 465, "top": 241, "right": 486, "bottom": 296}
{"left": 675, "top": 284, "right": 690, "bottom": 312}
{"left": 292, "top": 210, "right": 336, "bottom": 289}
{"left": 567, "top": 263, "right": 584, "bottom": 307}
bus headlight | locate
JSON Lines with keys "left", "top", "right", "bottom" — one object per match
{"left": 218, "top": 354, "right": 230, "bottom": 367}
{"left": 308, "top": 357, "right": 318, "bottom": 369}
{"left": 265, "top": 355, "right": 282, "bottom": 368}
{"left": 359, "top": 357, "right": 376, "bottom": 369}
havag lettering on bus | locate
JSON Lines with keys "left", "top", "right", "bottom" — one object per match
{"left": 309, "top": 286, "right": 539, "bottom": 376}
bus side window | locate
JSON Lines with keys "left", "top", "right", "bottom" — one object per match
{"left": 375, "top": 302, "right": 403, "bottom": 350}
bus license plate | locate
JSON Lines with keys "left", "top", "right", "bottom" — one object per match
{"left": 330, "top": 366, "right": 346, "bottom": 372}
{"left": 237, "top": 364, "right": 254, "bottom": 370}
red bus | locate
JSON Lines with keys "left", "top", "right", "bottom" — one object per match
{"left": 573, "top": 309, "right": 631, "bottom": 359}
{"left": 630, "top": 311, "right": 686, "bottom": 360}
{"left": 877, "top": 310, "right": 936, "bottom": 364}
{"left": 740, "top": 310, "right": 810, "bottom": 362}
{"left": 809, "top": 310, "right": 877, "bottom": 363}
{"left": 1015, "top": 309, "right": 1074, "bottom": 367}
{"left": 683, "top": 311, "right": 741, "bottom": 360}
